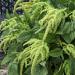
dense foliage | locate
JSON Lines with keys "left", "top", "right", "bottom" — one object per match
{"left": 1, "top": 0, "right": 75, "bottom": 75}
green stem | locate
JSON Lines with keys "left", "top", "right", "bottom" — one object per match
{"left": 43, "top": 23, "right": 51, "bottom": 41}
{"left": 13, "top": 0, "right": 22, "bottom": 14}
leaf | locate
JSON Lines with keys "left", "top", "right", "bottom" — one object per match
{"left": 25, "top": 64, "right": 48, "bottom": 75}
{"left": 64, "top": 60, "right": 71, "bottom": 75}
{"left": 33, "top": 64, "right": 48, "bottom": 75}
{"left": 1, "top": 52, "right": 17, "bottom": 65}
{"left": 58, "top": 11, "right": 75, "bottom": 43}
{"left": 8, "top": 62, "right": 19, "bottom": 75}
{"left": 62, "top": 22, "right": 75, "bottom": 43}
{"left": 17, "top": 30, "right": 33, "bottom": 43}
{"left": 49, "top": 48, "right": 63, "bottom": 57}
{"left": 50, "top": 0, "right": 75, "bottom": 10}
{"left": 70, "top": 58, "right": 75, "bottom": 75}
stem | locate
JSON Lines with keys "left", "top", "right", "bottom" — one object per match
{"left": 13, "top": 0, "right": 22, "bottom": 14}
{"left": 43, "top": 23, "right": 51, "bottom": 41}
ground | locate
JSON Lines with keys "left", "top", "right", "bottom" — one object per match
{"left": 0, "top": 69, "right": 8, "bottom": 75}
{"left": 0, "top": 65, "right": 7, "bottom": 75}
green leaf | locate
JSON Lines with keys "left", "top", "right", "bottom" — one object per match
{"left": 25, "top": 64, "right": 48, "bottom": 75}
{"left": 49, "top": 48, "right": 63, "bottom": 57}
{"left": 58, "top": 21, "right": 75, "bottom": 43}
{"left": 70, "top": 58, "right": 75, "bottom": 75}
{"left": 8, "top": 62, "right": 19, "bottom": 75}
{"left": 17, "top": 30, "right": 33, "bottom": 43}
{"left": 50, "top": 0, "right": 75, "bottom": 10}
{"left": 63, "top": 22, "right": 75, "bottom": 43}
{"left": 33, "top": 64, "right": 48, "bottom": 75}
{"left": 1, "top": 52, "right": 17, "bottom": 65}
{"left": 58, "top": 11, "right": 75, "bottom": 43}
{"left": 64, "top": 60, "right": 71, "bottom": 75}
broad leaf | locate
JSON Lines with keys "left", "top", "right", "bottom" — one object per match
{"left": 8, "top": 62, "right": 19, "bottom": 75}
{"left": 49, "top": 48, "right": 63, "bottom": 57}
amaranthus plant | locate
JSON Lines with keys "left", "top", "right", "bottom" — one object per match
{"left": 1, "top": 0, "right": 75, "bottom": 75}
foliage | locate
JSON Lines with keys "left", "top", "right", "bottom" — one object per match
{"left": 1, "top": 0, "right": 75, "bottom": 75}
